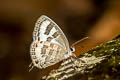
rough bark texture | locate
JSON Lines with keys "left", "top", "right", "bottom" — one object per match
{"left": 45, "top": 35, "right": 120, "bottom": 80}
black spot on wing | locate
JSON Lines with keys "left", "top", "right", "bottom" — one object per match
{"left": 41, "top": 48, "right": 46, "bottom": 54}
{"left": 31, "top": 48, "right": 35, "bottom": 52}
{"left": 44, "top": 23, "right": 54, "bottom": 35}
{"left": 35, "top": 60, "right": 39, "bottom": 64}
{"left": 52, "top": 31, "right": 59, "bottom": 38}
{"left": 47, "top": 37, "right": 53, "bottom": 42}
{"left": 43, "top": 45, "right": 48, "bottom": 48}
{"left": 31, "top": 52, "right": 35, "bottom": 55}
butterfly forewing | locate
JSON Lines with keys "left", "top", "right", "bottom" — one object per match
{"left": 30, "top": 15, "right": 71, "bottom": 69}
{"left": 33, "top": 15, "right": 70, "bottom": 50}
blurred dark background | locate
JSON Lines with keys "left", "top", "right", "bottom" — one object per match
{"left": 0, "top": 0, "right": 120, "bottom": 80}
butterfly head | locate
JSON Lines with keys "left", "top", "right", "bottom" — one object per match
{"left": 70, "top": 47, "right": 75, "bottom": 53}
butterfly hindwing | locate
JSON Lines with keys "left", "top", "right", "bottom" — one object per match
{"left": 30, "top": 41, "right": 67, "bottom": 68}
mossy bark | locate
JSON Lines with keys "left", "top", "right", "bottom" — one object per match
{"left": 45, "top": 35, "right": 120, "bottom": 80}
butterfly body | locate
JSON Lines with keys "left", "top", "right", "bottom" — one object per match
{"left": 30, "top": 15, "right": 73, "bottom": 69}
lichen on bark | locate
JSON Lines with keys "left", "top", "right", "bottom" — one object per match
{"left": 45, "top": 35, "right": 120, "bottom": 80}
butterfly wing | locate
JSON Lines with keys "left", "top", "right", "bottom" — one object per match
{"left": 30, "top": 15, "right": 72, "bottom": 69}
{"left": 33, "top": 15, "right": 70, "bottom": 53}
{"left": 30, "top": 41, "right": 67, "bottom": 68}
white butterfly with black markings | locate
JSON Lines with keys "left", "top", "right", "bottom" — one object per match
{"left": 29, "top": 15, "right": 88, "bottom": 71}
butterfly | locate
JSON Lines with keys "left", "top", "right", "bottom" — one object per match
{"left": 29, "top": 15, "right": 88, "bottom": 71}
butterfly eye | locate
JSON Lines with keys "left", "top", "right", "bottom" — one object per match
{"left": 70, "top": 47, "right": 75, "bottom": 52}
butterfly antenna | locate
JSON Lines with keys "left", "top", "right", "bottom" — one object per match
{"left": 71, "top": 37, "right": 89, "bottom": 47}
{"left": 29, "top": 63, "right": 34, "bottom": 72}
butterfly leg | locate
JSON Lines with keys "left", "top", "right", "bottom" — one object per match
{"left": 29, "top": 63, "right": 34, "bottom": 72}
{"left": 29, "top": 62, "right": 33, "bottom": 67}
